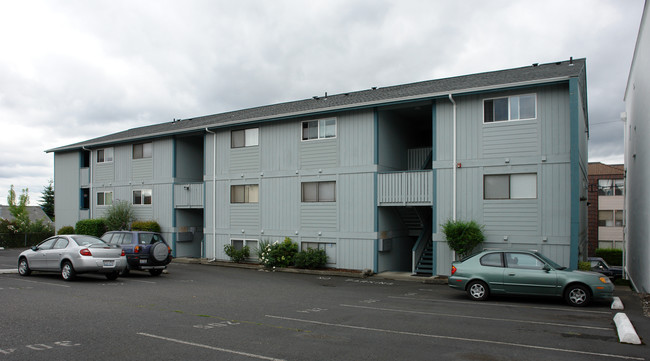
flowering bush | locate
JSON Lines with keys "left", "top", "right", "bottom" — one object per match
{"left": 258, "top": 237, "right": 298, "bottom": 268}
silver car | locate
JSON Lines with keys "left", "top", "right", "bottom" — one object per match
{"left": 17, "top": 235, "right": 126, "bottom": 281}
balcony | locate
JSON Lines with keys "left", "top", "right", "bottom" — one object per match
{"left": 378, "top": 170, "right": 433, "bottom": 206}
{"left": 174, "top": 183, "right": 204, "bottom": 208}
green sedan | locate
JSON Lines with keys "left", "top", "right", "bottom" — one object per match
{"left": 449, "top": 249, "right": 614, "bottom": 307}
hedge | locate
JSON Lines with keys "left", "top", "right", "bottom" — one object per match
{"left": 75, "top": 219, "right": 107, "bottom": 237}
{"left": 131, "top": 221, "right": 161, "bottom": 232}
{"left": 595, "top": 248, "right": 623, "bottom": 266}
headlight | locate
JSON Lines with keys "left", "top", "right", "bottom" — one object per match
{"left": 599, "top": 276, "right": 611, "bottom": 284}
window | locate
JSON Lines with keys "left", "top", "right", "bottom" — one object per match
{"left": 231, "top": 128, "right": 259, "bottom": 148}
{"left": 484, "top": 94, "right": 536, "bottom": 123}
{"left": 301, "top": 181, "right": 336, "bottom": 202}
{"left": 133, "top": 189, "right": 152, "bottom": 205}
{"left": 97, "top": 148, "right": 114, "bottom": 163}
{"left": 505, "top": 253, "right": 545, "bottom": 270}
{"left": 480, "top": 253, "right": 504, "bottom": 267}
{"left": 133, "top": 142, "right": 152, "bottom": 159}
{"left": 302, "top": 118, "right": 337, "bottom": 140}
{"left": 614, "top": 179, "right": 624, "bottom": 195}
{"left": 301, "top": 241, "right": 336, "bottom": 264}
{"left": 484, "top": 173, "right": 536, "bottom": 199}
{"left": 598, "top": 240, "right": 623, "bottom": 250}
{"left": 230, "top": 239, "right": 259, "bottom": 259}
{"left": 97, "top": 191, "right": 113, "bottom": 206}
{"left": 599, "top": 210, "right": 624, "bottom": 227}
{"left": 230, "top": 185, "right": 259, "bottom": 203}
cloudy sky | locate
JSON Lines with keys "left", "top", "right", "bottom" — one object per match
{"left": 0, "top": 0, "right": 644, "bottom": 206}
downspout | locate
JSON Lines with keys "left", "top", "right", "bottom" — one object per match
{"left": 448, "top": 94, "right": 457, "bottom": 221}
{"left": 82, "top": 146, "right": 92, "bottom": 219}
{"left": 448, "top": 94, "right": 457, "bottom": 262}
{"left": 205, "top": 128, "right": 217, "bottom": 261}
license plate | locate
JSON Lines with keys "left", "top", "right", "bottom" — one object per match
{"left": 103, "top": 260, "right": 115, "bottom": 267}
{"left": 140, "top": 259, "right": 147, "bottom": 264}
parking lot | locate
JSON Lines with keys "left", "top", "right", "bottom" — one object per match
{"left": 0, "top": 248, "right": 647, "bottom": 361}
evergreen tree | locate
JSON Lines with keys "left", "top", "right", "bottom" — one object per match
{"left": 40, "top": 179, "right": 55, "bottom": 221}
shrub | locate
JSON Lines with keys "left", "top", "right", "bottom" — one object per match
{"left": 294, "top": 248, "right": 328, "bottom": 269}
{"left": 132, "top": 220, "right": 161, "bottom": 232}
{"left": 57, "top": 226, "right": 75, "bottom": 235}
{"left": 258, "top": 237, "right": 298, "bottom": 268}
{"left": 578, "top": 261, "right": 591, "bottom": 271}
{"left": 441, "top": 219, "right": 485, "bottom": 259}
{"left": 104, "top": 200, "right": 135, "bottom": 231}
{"left": 75, "top": 219, "right": 107, "bottom": 237}
{"left": 224, "top": 244, "right": 250, "bottom": 263}
{"left": 595, "top": 248, "right": 623, "bottom": 266}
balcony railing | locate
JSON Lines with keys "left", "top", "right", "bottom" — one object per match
{"left": 174, "top": 183, "right": 204, "bottom": 208}
{"left": 378, "top": 170, "right": 433, "bottom": 206}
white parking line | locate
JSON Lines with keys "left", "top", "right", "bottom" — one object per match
{"left": 137, "top": 332, "right": 285, "bottom": 361}
{"left": 13, "top": 278, "right": 70, "bottom": 288}
{"left": 390, "top": 296, "right": 612, "bottom": 315}
{"left": 127, "top": 279, "right": 157, "bottom": 284}
{"left": 265, "top": 315, "right": 644, "bottom": 361}
{"left": 341, "top": 304, "right": 611, "bottom": 331}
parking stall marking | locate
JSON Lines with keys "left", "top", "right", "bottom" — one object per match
{"left": 137, "top": 332, "right": 285, "bottom": 361}
{"left": 265, "top": 315, "right": 644, "bottom": 361}
{"left": 341, "top": 304, "right": 611, "bottom": 331}
{"left": 389, "top": 295, "right": 612, "bottom": 315}
{"left": 10, "top": 278, "right": 71, "bottom": 288}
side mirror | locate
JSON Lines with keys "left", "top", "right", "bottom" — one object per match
{"left": 31, "top": 246, "right": 38, "bottom": 251}
{"left": 543, "top": 264, "right": 551, "bottom": 272}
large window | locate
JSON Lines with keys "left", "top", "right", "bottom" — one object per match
{"left": 133, "top": 142, "right": 152, "bottom": 159}
{"left": 598, "top": 210, "right": 624, "bottom": 227}
{"left": 97, "top": 148, "right": 114, "bottom": 163}
{"left": 484, "top": 173, "right": 537, "bottom": 199}
{"left": 484, "top": 94, "right": 536, "bottom": 123}
{"left": 97, "top": 191, "right": 113, "bottom": 206}
{"left": 301, "top": 181, "right": 336, "bottom": 202}
{"left": 598, "top": 179, "right": 624, "bottom": 196}
{"left": 231, "top": 128, "right": 259, "bottom": 148}
{"left": 230, "top": 185, "right": 259, "bottom": 203}
{"left": 133, "top": 189, "right": 152, "bottom": 205}
{"left": 302, "top": 118, "right": 336, "bottom": 140}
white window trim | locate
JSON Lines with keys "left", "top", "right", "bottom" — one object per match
{"left": 484, "top": 173, "right": 537, "bottom": 200}
{"left": 96, "top": 191, "right": 113, "bottom": 206}
{"left": 483, "top": 94, "right": 537, "bottom": 124}
{"left": 133, "top": 142, "right": 153, "bottom": 159}
{"left": 231, "top": 128, "right": 259, "bottom": 148}
{"left": 230, "top": 184, "right": 259, "bottom": 204}
{"left": 133, "top": 189, "right": 153, "bottom": 206}
{"left": 301, "top": 181, "right": 336, "bottom": 202}
{"left": 230, "top": 239, "right": 259, "bottom": 259}
{"left": 301, "top": 117, "right": 337, "bottom": 141}
{"left": 96, "top": 147, "right": 114, "bottom": 164}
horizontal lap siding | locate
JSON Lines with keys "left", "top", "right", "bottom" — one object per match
{"left": 230, "top": 147, "right": 260, "bottom": 172}
{"left": 483, "top": 201, "right": 539, "bottom": 234}
{"left": 231, "top": 204, "right": 260, "bottom": 228}
{"left": 300, "top": 203, "right": 337, "bottom": 230}
{"left": 483, "top": 121, "right": 538, "bottom": 157}
{"left": 132, "top": 158, "right": 153, "bottom": 181}
{"left": 300, "top": 139, "right": 337, "bottom": 169}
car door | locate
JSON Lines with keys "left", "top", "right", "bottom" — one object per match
{"left": 46, "top": 237, "right": 70, "bottom": 269}
{"left": 29, "top": 238, "right": 58, "bottom": 269}
{"left": 502, "top": 252, "right": 558, "bottom": 296}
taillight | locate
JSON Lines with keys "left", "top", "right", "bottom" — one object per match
{"left": 168, "top": 246, "right": 171, "bottom": 254}
{"left": 121, "top": 249, "right": 125, "bottom": 256}
{"left": 451, "top": 265, "right": 457, "bottom": 276}
{"left": 79, "top": 248, "right": 92, "bottom": 256}
{"left": 135, "top": 246, "right": 141, "bottom": 253}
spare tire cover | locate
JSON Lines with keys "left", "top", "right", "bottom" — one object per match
{"left": 151, "top": 242, "right": 168, "bottom": 262}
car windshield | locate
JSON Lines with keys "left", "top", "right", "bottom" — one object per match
{"left": 70, "top": 235, "right": 107, "bottom": 247}
{"left": 534, "top": 252, "right": 565, "bottom": 270}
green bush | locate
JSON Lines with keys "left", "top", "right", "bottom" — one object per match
{"left": 224, "top": 244, "right": 250, "bottom": 263}
{"left": 595, "top": 248, "right": 623, "bottom": 266}
{"left": 104, "top": 200, "right": 135, "bottom": 231}
{"left": 75, "top": 219, "right": 107, "bottom": 237}
{"left": 258, "top": 237, "right": 298, "bottom": 268}
{"left": 131, "top": 220, "right": 162, "bottom": 232}
{"left": 441, "top": 219, "right": 485, "bottom": 258}
{"left": 578, "top": 261, "right": 591, "bottom": 271}
{"left": 294, "top": 248, "right": 328, "bottom": 269}
{"left": 57, "top": 226, "right": 75, "bottom": 235}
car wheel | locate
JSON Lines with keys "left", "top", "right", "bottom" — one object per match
{"left": 105, "top": 272, "right": 119, "bottom": 281}
{"left": 18, "top": 258, "right": 31, "bottom": 276}
{"left": 61, "top": 261, "right": 76, "bottom": 281}
{"left": 467, "top": 280, "right": 489, "bottom": 301}
{"left": 121, "top": 264, "right": 130, "bottom": 276}
{"left": 565, "top": 284, "right": 591, "bottom": 307}
{"left": 149, "top": 269, "right": 163, "bottom": 276}
{"left": 150, "top": 242, "right": 169, "bottom": 263}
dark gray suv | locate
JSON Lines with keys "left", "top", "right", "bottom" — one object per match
{"left": 100, "top": 231, "right": 172, "bottom": 276}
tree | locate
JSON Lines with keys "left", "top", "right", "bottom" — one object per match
{"left": 40, "top": 179, "right": 55, "bottom": 221}
{"left": 7, "top": 185, "right": 30, "bottom": 232}
{"left": 441, "top": 219, "right": 485, "bottom": 259}
{"left": 104, "top": 200, "right": 135, "bottom": 231}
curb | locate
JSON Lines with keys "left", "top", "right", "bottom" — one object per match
{"left": 611, "top": 296, "right": 624, "bottom": 310}
{"left": 613, "top": 312, "right": 642, "bottom": 344}
{"left": 0, "top": 269, "right": 17, "bottom": 274}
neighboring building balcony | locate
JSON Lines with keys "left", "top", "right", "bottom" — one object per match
{"left": 174, "top": 183, "right": 204, "bottom": 208}
{"left": 378, "top": 170, "right": 433, "bottom": 206}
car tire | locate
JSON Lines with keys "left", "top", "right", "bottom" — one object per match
{"left": 61, "top": 261, "right": 76, "bottom": 281}
{"left": 18, "top": 258, "right": 31, "bottom": 276}
{"left": 565, "top": 284, "right": 591, "bottom": 307}
{"left": 467, "top": 280, "right": 489, "bottom": 301}
{"left": 121, "top": 264, "right": 130, "bottom": 276}
{"left": 105, "top": 272, "right": 119, "bottom": 281}
{"left": 150, "top": 242, "right": 168, "bottom": 263}
{"left": 149, "top": 269, "right": 163, "bottom": 276}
